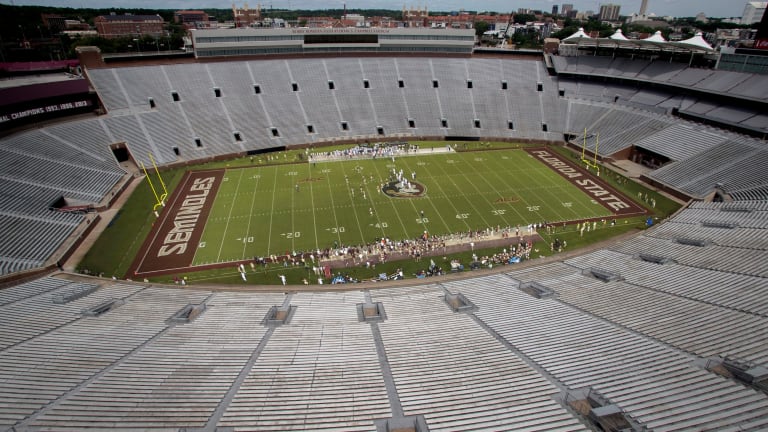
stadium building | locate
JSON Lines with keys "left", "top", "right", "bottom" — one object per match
{"left": 191, "top": 27, "right": 476, "bottom": 57}
{"left": 0, "top": 23, "right": 766, "bottom": 432}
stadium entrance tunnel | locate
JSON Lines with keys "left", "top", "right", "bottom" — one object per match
{"left": 49, "top": 195, "right": 95, "bottom": 214}
{"left": 630, "top": 145, "right": 671, "bottom": 169}
{"left": 247, "top": 145, "right": 286, "bottom": 156}
{"left": 445, "top": 136, "right": 480, "bottom": 141}
{"left": 110, "top": 143, "right": 131, "bottom": 163}
{"left": 560, "top": 387, "right": 645, "bottom": 431}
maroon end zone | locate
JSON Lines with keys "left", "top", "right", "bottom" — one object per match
{"left": 525, "top": 148, "right": 647, "bottom": 217}
{"left": 126, "top": 169, "right": 224, "bottom": 278}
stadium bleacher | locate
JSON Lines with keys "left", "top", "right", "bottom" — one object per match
{"left": 551, "top": 55, "right": 768, "bottom": 137}
{"left": 0, "top": 52, "right": 767, "bottom": 429}
{"left": 0, "top": 197, "right": 765, "bottom": 430}
{"left": 0, "top": 55, "right": 765, "bottom": 271}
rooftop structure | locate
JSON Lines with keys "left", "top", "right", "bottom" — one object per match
{"left": 640, "top": 0, "right": 649, "bottom": 15}
{"left": 743, "top": 2, "right": 768, "bottom": 25}
{"left": 233, "top": 2, "right": 262, "bottom": 28}
{"left": 561, "top": 28, "right": 714, "bottom": 54}
{"left": 598, "top": 3, "right": 621, "bottom": 21}
{"left": 191, "top": 27, "right": 475, "bottom": 58}
{"left": 174, "top": 10, "right": 210, "bottom": 28}
{"left": 94, "top": 14, "right": 164, "bottom": 39}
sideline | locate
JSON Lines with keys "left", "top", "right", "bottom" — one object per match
{"left": 61, "top": 175, "right": 144, "bottom": 272}
{"left": 51, "top": 225, "right": 646, "bottom": 293}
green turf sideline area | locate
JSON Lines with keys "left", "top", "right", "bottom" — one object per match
{"left": 77, "top": 141, "right": 678, "bottom": 283}
{"left": 193, "top": 148, "right": 612, "bottom": 265}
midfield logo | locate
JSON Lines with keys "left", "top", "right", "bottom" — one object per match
{"left": 382, "top": 180, "right": 426, "bottom": 198}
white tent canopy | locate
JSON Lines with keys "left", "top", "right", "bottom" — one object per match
{"left": 564, "top": 27, "right": 591, "bottom": 41}
{"left": 609, "top": 29, "right": 628, "bottom": 40}
{"left": 644, "top": 30, "right": 666, "bottom": 43}
{"left": 560, "top": 28, "right": 714, "bottom": 53}
{"left": 674, "top": 32, "right": 714, "bottom": 51}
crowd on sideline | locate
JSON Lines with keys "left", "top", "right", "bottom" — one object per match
{"left": 308, "top": 141, "right": 437, "bottom": 162}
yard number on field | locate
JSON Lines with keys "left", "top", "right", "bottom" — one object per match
{"left": 527, "top": 206, "right": 540, "bottom": 211}
{"left": 326, "top": 227, "right": 345, "bottom": 234}
{"left": 492, "top": 210, "right": 506, "bottom": 215}
{"left": 281, "top": 232, "right": 301, "bottom": 238}
{"left": 456, "top": 213, "right": 469, "bottom": 219}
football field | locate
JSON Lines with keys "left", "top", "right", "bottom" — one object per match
{"left": 190, "top": 148, "right": 615, "bottom": 265}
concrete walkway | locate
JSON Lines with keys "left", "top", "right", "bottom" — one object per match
{"left": 61, "top": 175, "right": 144, "bottom": 272}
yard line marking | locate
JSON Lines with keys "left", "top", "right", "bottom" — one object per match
{"left": 396, "top": 160, "right": 456, "bottom": 234}
{"left": 241, "top": 168, "right": 260, "bottom": 259}
{"left": 484, "top": 152, "right": 569, "bottom": 223}
{"left": 290, "top": 172, "right": 295, "bottom": 252}
{"left": 369, "top": 160, "right": 409, "bottom": 237}
{"left": 433, "top": 153, "right": 495, "bottom": 229}
{"left": 216, "top": 169, "right": 244, "bottom": 262}
{"left": 324, "top": 172, "right": 343, "bottom": 247}
{"left": 266, "top": 166, "right": 278, "bottom": 255}
{"left": 339, "top": 160, "right": 367, "bottom": 245}
{"left": 308, "top": 163, "right": 319, "bottom": 251}
{"left": 415, "top": 156, "right": 472, "bottom": 231}
{"left": 361, "top": 167, "right": 387, "bottom": 238}
{"left": 457, "top": 156, "right": 514, "bottom": 227}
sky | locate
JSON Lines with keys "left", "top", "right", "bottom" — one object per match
{"left": 2, "top": 0, "right": 748, "bottom": 19}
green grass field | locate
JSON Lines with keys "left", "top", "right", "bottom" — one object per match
{"left": 79, "top": 142, "right": 681, "bottom": 283}
{"left": 192, "top": 148, "right": 613, "bottom": 265}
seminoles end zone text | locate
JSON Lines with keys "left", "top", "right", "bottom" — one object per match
{"left": 158, "top": 176, "right": 216, "bottom": 257}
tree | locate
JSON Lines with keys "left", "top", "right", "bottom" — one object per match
{"left": 474, "top": 20, "right": 489, "bottom": 37}
{"left": 514, "top": 14, "right": 536, "bottom": 24}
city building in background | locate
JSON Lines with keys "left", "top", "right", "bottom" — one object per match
{"left": 94, "top": 14, "right": 164, "bottom": 39}
{"left": 742, "top": 2, "right": 767, "bottom": 25}
{"left": 233, "top": 2, "right": 262, "bottom": 28}
{"left": 561, "top": 4, "right": 575, "bottom": 18}
{"left": 174, "top": 10, "right": 211, "bottom": 29}
{"left": 640, "top": 0, "right": 649, "bottom": 15}
{"left": 598, "top": 4, "right": 621, "bottom": 21}
{"left": 191, "top": 27, "right": 475, "bottom": 58}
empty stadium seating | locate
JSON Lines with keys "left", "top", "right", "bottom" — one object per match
{"left": 2, "top": 195, "right": 767, "bottom": 431}
{"left": 0, "top": 53, "right": 767, "bottom": 429}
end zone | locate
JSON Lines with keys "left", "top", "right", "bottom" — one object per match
{"left": 126, "top": 169, "right": 224, "bottom": 278}
{"left": 525, "top": 148, "right": 647, "bottom": 217}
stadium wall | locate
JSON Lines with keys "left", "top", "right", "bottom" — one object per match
{"left": 0, "top": 79, "right": 96, "bottom": 131}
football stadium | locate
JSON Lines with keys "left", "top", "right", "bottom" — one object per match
{"left": 0, "top": 23, "right": 767, "bottom": 431}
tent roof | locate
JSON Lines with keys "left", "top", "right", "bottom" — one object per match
{"left": 609, "top": 29, "right": 628, "bottom": 40}
{"left": 564, "top": 27, "right": 591, "bottom": 40}
{"left": 674, "top": 32, "right": 714, "bottom": 51}
{"left": 560, "top": 28, "right": 714, "bottom": 53}
{"left": 644, "top": 30, "right": 666, "bottom": 42}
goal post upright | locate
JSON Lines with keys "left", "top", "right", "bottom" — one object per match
{"left": 594, "top": 133, "right": 600, "bottom": 176}
{"left": 140, "top": 160, "right": 163, "bottom": 216}
{"left": 148, "top": 152, "right": 168, "bottom": 205}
